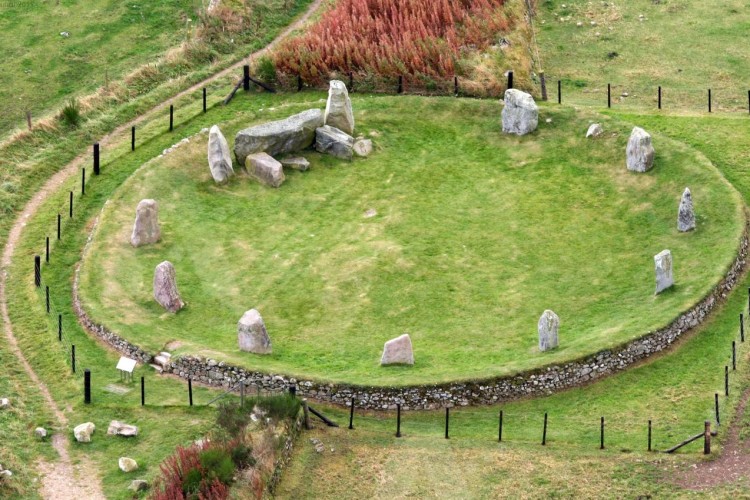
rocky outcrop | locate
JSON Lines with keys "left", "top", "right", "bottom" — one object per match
{"left": 130, "top": 199, "right": 160, "bottom": 247}
{"left": 234, "top": 109, "right": 324, "bottom": 166}
{"left": 246, "top": 153, "right": 285, "bottom": 188}
{"left": 153, "top": 261, "right": 185, "bottom": 313}
{"left": 501, "top": 89, "right": 538, "bottom": 136}
{"left": 315, "top": 125, "right": 354, "bottom": 160}
{"left": 207, "top": 125, "right": 234, "bottom": 184}
{"left": 324, "top": 80, "right": 354, "bottom": 135}
{"left": 626, "top": 127, "right": 655, "bottom": 172}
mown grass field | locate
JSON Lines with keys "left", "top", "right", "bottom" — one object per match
{"left": 77, "top": 94, "right": 743, "bottom": 385}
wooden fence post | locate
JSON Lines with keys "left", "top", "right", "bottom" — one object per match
{"left": 600, "top": 416, "right": 604, "bottom": 450}
{"left": 715, "top": 393, "right": 720, "bottom": 425}
{"left": 141, "top": 376, "right": 145, "bottom": 406}
{"left": 84, "top": 369, "right": 91, "bottom": 404}
{"left": 445, "top": 407, "right": 450, "bottom": 439}
{"left": 348, "top": 399, "right": 355, "bottom": 430}
{"left": 498, "top": 410, "right": 503, "bottom": 442}
{"left": 34, "top": 255, "right": 40, "bottom": 287}
{"left": 57, "top": 213, "right": 61, "bottom": 240}
{"left": 704, "top": 420, "right": 711, "bottom": 454}
{"left": 131, "top": 126, "right": 136, "bottom": 151}
{"left": 540, "top": 71, "right": 548, "bottom": 101}
{"left": 302, "top": 398, "right": 310, "bottom": 430}
{"left": 203, "top": 88, "right": 207, "bottom": 113}
{"left": 648, "top": 419, "right": 652, "bottom": 451}
{"left": 396, "top": 404, "right": 402, "bottom": 437}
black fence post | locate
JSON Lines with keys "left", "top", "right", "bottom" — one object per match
{"left": 58, "top": 314, "right": 62, "bottom": 341}
{"left": 57, "top": 213, "right": 61, "bottom": 240}
{"left": 747, "top": 90, "right": 749, "bottom": 115}
{"left": 708, "top": 89, "right": 712, "bottom": 113}
{"left": 498, "top": 410, "right": 503, "bottom": 442}
{"left": 715, "top": 393, "right": 720, "bottom": 425}
{"left": 733, "top": 341, "right": 737, "bottom": 370}
{"left": 243, "top": 65, "right": 250, "bottom": 91}
{"left": 658, "top": 86, "right": 662, "bottom": 110}
{"left": 297, "top": 75, "right": 302, "bottom": 92}
{"left": 747, "top": 287, "right": 750, "bottom": 313}
{"left": 84, "top": 369, "right": 91, "bottom": 404}
{"left": 188, "top": 378, "right": 193, "bottom": 406}
{"left": 648, "top": 419, "right": 652, "bottom": 451}
{"left": 507, "top": 71, "right": 514, "bottom": 90}
{"left": 141, "top": 376, "right": 145, "bottom": 406}
{"left": 725, "top": 365, "right": 729, "bottom": 396}
{"left": 169, "top": 105, "right": 174, "bottom": 131}
{"left": 454, "top": 76, "right": 458, "bottom": 97}
{"left": 542, "top": 412, "right": 548, "bottom": 445}
{"left": 557, "top": 80, "right": 561, "bottom": 104}
{"left": 398, "top": 75, "right": 403, "bottom": 94}
{"left": 81, "top": 168, "right": 85, "bottom": 196}
{"left": 396, "top": 404, "right": 402, "bottom": 437}
{"left": 69, "top": 191, "right": 73, "bottom": 218}
{"left": 348, "top": 399, "right": 355, "bottom": 430}
{"left": 71, "top": 345, "right": 76, "bottom": 373}
{"left": 34, "top": 255, "right": 40, "bottom": 287}
{"left": 45, "top": 236, "right": 49, "bottom": 263}
{"left": 45, "top": 286, "right": 49, "bottom": 313}
{"left": 741, "top": 313, "right": 745, "bottom": 342}
{"left": 704, "top": 420, "right": 711, "bottom": 455}
{"left": 600, "top": 416, "right": 605, "bottom": 450}
{"left": 288, "top": 384, "right": 297, "bottom": 396}
{"left": 445, "top": 407, "right": 450, "bottom": 439}
{"left": 93, "top": 143, "right": 100, "bottom": 175}
{"left": 131, "top": 126, "right": 135, "bottom": 151}
{"left": 607, "top": 83, "right": 611, "bottom": 108}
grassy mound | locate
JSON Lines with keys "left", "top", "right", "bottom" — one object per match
{"left": 79, "top": 95, "right": 744, "bottom": 385}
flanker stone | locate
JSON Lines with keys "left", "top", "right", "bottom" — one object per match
{"left": 118, "top": 457, "right": 138, "bottom": 473}
{"left": 107, "top": 420, "right": 139, "bottom": 437}
{"left": 130, "top": 199, "right": 160, "bottom": 247}
{"left": 626, "top": 127, "right": 655, "bottom": 172}
{"left": 678, "top": 187, "right": 696, "bottom": 232}
{"left": 324, "top": 80, "right": 355, "bottom": 135}
{"left": 207, "top": 125, "right": 234, "bottom": 184}
{"left": 501, "top": 89, "right": 538, "bottom": 135}
{"left": 586, "top": 123, "right": 603, "bottom": 138}
{"left": 654, "top": 249, "right": 674, "bottom": 294}
{"left": 245, "top": 153, "right": 285, "bottom": 188}
{"left": 238, "top": 309, "right": 272, "bottom": 354}
{"left": 380, "top": 334, "right": 414, "bottom": 366}
{"left": 538, "top": 310, "right": 560, "bottom": 352}
{"left": 153, "top": 261, "right": 185, "bottom": 313}
{"left": 234, "top": 109, "right": 324, "bottom": 166}
{"left": 279, "top": 156, "right": 310, "bottom": 171}
{"left": 315, "top": 125, "right": 354, "bottom": 160}
{"left": 74, "top": 422, "right": 95, "bottom": 443}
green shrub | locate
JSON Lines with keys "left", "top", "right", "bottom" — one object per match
{"left": 230, "top": 442, "right": 255, "bottom": 468}
{"left": 199, "top": 448, "right": 235, "bottom": 485}
{"left": 183, "top": 467, "right": 203, "bottom": 495}
{"left": 60, "top": 98, "right": 81, "bottom": 128}
{"left": 255, "top": 55, "right": 276, "bottom": 83}
{"left": 243, "top": 394, "right": 301, "bottom": 421}
{"left": 216, "top": 401, "right": 251, "bottom": 437}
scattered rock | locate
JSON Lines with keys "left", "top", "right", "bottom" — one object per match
{"left": 74, "top": 422, "right": 95, "bottom": 443}
{"left": 245, "top": 153, "right": 285, "bottom": 188}
{"left": 678, "top": 187, "right": 696, "bottom": 232}
{"left": 128, "top": 479, "right": 149, "bottom": 492}
{"left": 207, "top": 125, "right": 234, "bottom": 184}
{"left": 586, "top": 123, "right": 603, "bottom": 138}
{"left": 238, "top": 309, "right": 272, "bottom": 354}
{"left": 34, "top": 427, "right": 47, "bottom": 440}
{"left": 380, "top": 333, "right": 414, "bottom": 366}
{"left": 353, "top": 139, "right": 373, "bottom": 157}
{"left": 538, "top": 310, "right": 560, "bottom": 352}
{"left": 279, "top": 156, "right": 310, "bottom": 171}
{"left": 324, "top": 80, "right": 355, "bottom": 135}
{"left": 0, "top": 398, "right": 9, "bottom": 409}
{"left": 364, "top": 208, "right": 377, "bottom": 218}
{"left": 153, "top": 261, "right": 185, "bottom": 313}
{"left": 154, "top": 352, "right": 171, "bottom": 369}
{"left": 501, "top": 89, "right": 538, "bottom": 136}
{"left": 234, "top": 109, "right": 324, "bottom": 165}
{"left": 315, "top": 125, "right": 354, "bottom": 160}
{"left": 0, "top": 469, "right": 12, "bottom": 479}
{"left": 130, "top": 199, "right": 160, "bottom": 247}
{"left": 654, "top": 249, "right": 674, "bottom": 294}
{"left": 626, "top": 127, "right": 655, "bottom": 172}
{"left": 118, "top": 457, "right": 138, "bottom": 473}
{"left": 310, "top": 438, "right": 326, "bottom": 453}
{"left": 60, "top": 31, "right": 70, "bottom": 38}
{"left": 107, "top": 420, "right": 139, "bottom": 437}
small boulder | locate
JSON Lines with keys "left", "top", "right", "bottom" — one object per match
{"left": 380, "top": 334, "right": 414, "bottom": 366}
{"left": 245, "top": 153, "right": 285, "bottom": 188}
{"left": 130, "top": 199, "right": 160, "bottom": 247}
{"left": 654, "top": 249, "right": 674, "bottom": 294}
{"left": 315, "top": 125, "right": 354, "bottom": 160}
{"left": 34, "top": 427, "right": 47, "bottom": 440}
{"left": 207, "top": 125, "right": 234, "bottom": 184}
{"left": 678, "top": 187, "right": 695, "bottom": 232}
{"left": 128, "top": 479, "right": 149, "bottom": 492}
{"left": 538, "top": 310, "right": 560, "bottom": 352}
{"left": 586, "top": 123, "right": 603, "bottom": 138}
{"left": 626, "top": 127, "right": 655, "bottom": 172}
{"left": 501, "top": 89, "right": 538, "bottom": 136}
{"left": 238, "top": 309, "right": 272, "bottom": 354}
{"left": 118, "top": 457, "right": 138, "bottom": 473}
{"left": 353, "top": 139, "right": 373, "bottom": 157}
{"left": 74, "top": 422, "right": 95, "bottom": 443}
{"left": 324, "top": 80, "right": 355, "bottom": 135}
{"left": 234, "top": 109, "right": 324, "bottom": 165}
{"left": 0, "top": 398, "right": 9, "bottom": 409}
{"left": 0, "top": 470, "right": 12, "bottom": 479}
{"left": 279, "top": 157, "right": 310, "bottom": 171}
{"left": 153, "top": 261, "right": 185, "bottom": 313}
{"left": 107, "top": 420, "right": 139, "bottom": 437}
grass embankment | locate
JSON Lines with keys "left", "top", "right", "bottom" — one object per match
{"left": 78, "top": 95, "right": 743, "bottom": 385}
{"left": 536, "top": 0, "right": 750, "bottom": 113}
{"left": 275, "top": 113, "right": 750, "bottom": 498}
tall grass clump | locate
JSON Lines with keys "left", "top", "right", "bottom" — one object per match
{"left": 59, "top": 98, "right": 81, "bottom": 128}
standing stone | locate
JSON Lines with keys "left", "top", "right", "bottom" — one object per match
{"left": 118, "top": 457, "right": 138, "bottom": 473}
{"left": 234, "top": 109, "right": 324, "bottom": 166}
{"left": 501, "top": 89, "right": 538, "bottom": 136}
{"left": 279, "top": 157, "right": 310, "bottom": 171}
{"left": 130, "top": 199, "right": 160, "bottom": 247}
{"left": 207, "top": 125, "right": 234, "bottom": 184}
{"left": 238, "top": 309, "right": 272, "bottom": 354}
{"left": 626, "top": 127, "right": 655, "bottom": 172}
{"left": 153, "top": 261, "right": 185, "bottom": 313}
{"left": 73, "top": 422, "right": 95, "bottom": 443}
{"left": 353, "top": 139, "right": 373, "bottom": 157}
{"left": 586, "top": 123, "right": 603, "bottom": 138}
{"left": 380, "top": 334, "right": 414, "bottom": 365}
{"left": 678, "top": 187, "right": 696, "bottom": 232}
{"left": 654, "top": 250, "right": 674, "bottom": 294}
{"left": 324, "top": 80, "right": 355, "bottom": 135}
{"left": 538, "top": 310, "right": 560, "bottom": 352}
{"left": 315, "top": 125, "right": 354, "bottom": 160}
{"left": 245, "top": 153, "right": 285, "bottom": 187}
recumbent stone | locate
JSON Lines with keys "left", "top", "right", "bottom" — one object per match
{"left": 234, "top": 109, "right": 324, "bottom": 166}
{"left": 153, "top": 261, "right": 185, "bottom": 313}
{"left": 130, "top": 199, "right": 160, "bottom": 247}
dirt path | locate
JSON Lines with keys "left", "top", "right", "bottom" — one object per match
{"left": 675, "top": 388, "right": 750, "bottom": 489}
{"left": 0, "top": 2, "right": 322, "bottom": 498}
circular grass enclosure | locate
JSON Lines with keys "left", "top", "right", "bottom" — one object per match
{"left": 78, "top": 96, "right": 745, "bottom": 386}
